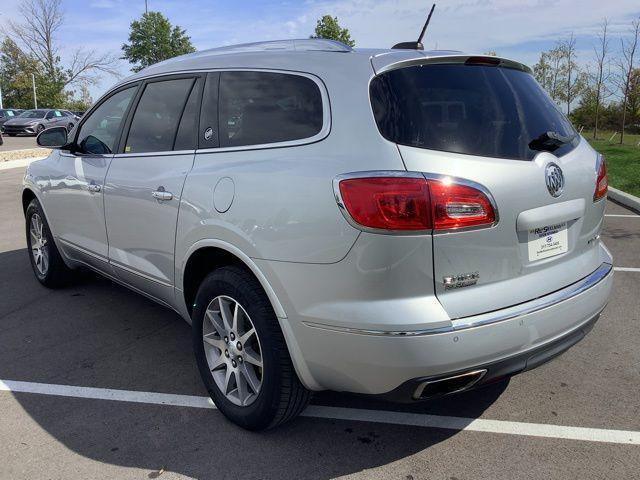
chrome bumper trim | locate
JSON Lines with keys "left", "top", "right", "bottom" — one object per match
{"left": 303, "top": 262, "right": 613, "bottom": 336}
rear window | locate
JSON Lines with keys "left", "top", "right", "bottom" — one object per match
{"left": 218, "top": 71, "right": 323, "bottom": 148}
{"left": 370, "top": 64, "right": 578, "bottom": 161}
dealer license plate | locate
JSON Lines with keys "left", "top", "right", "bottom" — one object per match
{"left": 527, "top": 222, "right": 568, "bottom": 261}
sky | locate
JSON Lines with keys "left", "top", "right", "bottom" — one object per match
{"left": 1, "top": 0, "right": 640, "bottom": 101}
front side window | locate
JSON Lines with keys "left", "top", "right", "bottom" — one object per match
{"left": 370, "top": 64, "right": 578, "bottom": 161}
{"left": 76, "top": 86, "right": 137, "bottom": 155}
{"left": 218, "top": 71, "right": 323, "bottom": 148}
{"left": 125, "top": 77, "right": 195, "bottom": 153}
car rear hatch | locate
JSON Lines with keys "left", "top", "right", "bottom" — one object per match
{"left": 369, "top": 55, "right": 607, "bottom": 319}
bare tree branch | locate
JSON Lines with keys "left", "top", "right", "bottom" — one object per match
{"left": 616, "top": 18, "right": 640, "bottom": 144}
{"left": 4, "top": 0, "right": 119, "bottom": 88}
{"left": 591, "top": 18, "right": 611, "bottom": 139}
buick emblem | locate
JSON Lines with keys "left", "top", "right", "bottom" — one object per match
{"left": 545, "top": 163, "right": 564, "bottom": 197}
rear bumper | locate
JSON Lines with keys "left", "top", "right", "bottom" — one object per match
{"left": 379, "top": 310, "right": 601, "bottom": 402}
{"left": 287, "top": 261, "right": 613, "bottom": 395}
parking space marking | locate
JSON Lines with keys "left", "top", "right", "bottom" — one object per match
{"left": 605, "top": 214, "right": 639, "bottom": 218}
{"left": 2, "top": 379, "right": 639, "bottom": 445}
{"left": 614, "top": 267, "right": 640, "bottom": 272}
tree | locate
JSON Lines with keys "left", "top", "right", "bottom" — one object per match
{"left": 591, "top": 19, "right": 612, "bottom": 139}
{"left": 310, "top": 15, "right": 355, "bottom": 47}
{"left": 558, "top": 34, "right": 585, "bottom": 115}
{"left": 626, "top": 68, "right": 640, "bottom": 132}
{"left": 64, "top": 82, "right": 93, "bottom": 112}
{"left": 0, "top": 37, "right": 66, "bottom": 108}
{"left": 5, "top": 0, "right": 118, "bottom": 88}
{"left": 122, "top": 11, "right": 196, "bottom": 73}
{"left": 533, "top": 46, "right": 565, "bottom": 104}
{"left": 616, "top": 18, "right": 640, "bottom": 144}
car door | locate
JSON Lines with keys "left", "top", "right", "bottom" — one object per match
{"left": 103, "top": 74, "right": 203, "bottom": 306}
{"left": 46, "top": 85, "right": 139, "bottom": 271}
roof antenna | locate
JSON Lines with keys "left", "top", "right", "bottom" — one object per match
{"left": 392, "top": 3, "right": 436, "bottom": 50}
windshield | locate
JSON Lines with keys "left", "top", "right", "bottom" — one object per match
{"left": 18, "top": 110, "right": 46, "bottom": 119}
{"left": 370, "top": 64, "right": 578, "bottom": 161}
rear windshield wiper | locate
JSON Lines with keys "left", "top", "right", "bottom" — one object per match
{"left": 528, "top": 131, "right": 577, "bottom": 152}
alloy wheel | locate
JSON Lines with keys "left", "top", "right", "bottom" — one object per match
{"left": 30, "top": 213, "right": 49, "bottom": 275}
{"left": 203, "top": 295, "right": 264, "bottom": 406}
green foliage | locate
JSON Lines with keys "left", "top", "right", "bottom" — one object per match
{"left": 64, "top": 83, "right": 93, "bottom": 112}
{"left": 0, "top": 37, "right": 66, "bottom": 109}
{"left": 310, "top": 15, "right": 355, "bottom": 47}
{"left": 588, "top": 135, "right": 640, "bottom": 197}
{"left": 122, "top": 11, "right": 196, "bottom": 73}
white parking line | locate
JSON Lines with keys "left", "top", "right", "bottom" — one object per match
{"left": 1, "top": 379, "right": 639, "bottom": 445}
{"left": 605, "top": 214, "right": 639, "bottom": 218}
{"left": 614, "top": 267, "right": 640, "bottom": 273}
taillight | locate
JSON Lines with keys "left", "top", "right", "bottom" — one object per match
{"left": 336, "top": 174, "right": 496, "bottom": 232}
{"left": 338, "top": 177, "right": 432, "bottom": 230}
{"left": 429, "top": 180, "right": 496, "bottom": 230}
{"left": 594, "top": 155, "right": 608, "bottom": 201}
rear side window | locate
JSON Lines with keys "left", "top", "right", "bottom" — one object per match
{"left": 125, "top": 78, "right": 195, "bottom": 153}
{"left": 218, "top": 71, "right": 323, "bottom": 148}
{"left": 370, "top": 64, "right": 578, "bottom": 160}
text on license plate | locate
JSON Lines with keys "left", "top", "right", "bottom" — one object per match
{"left": 527, "top": 222, "right": 568, "bottom": 261}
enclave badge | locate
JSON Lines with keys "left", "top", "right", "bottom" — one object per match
{"left": 545, "top": 162, "right": 564, "bottom": 198}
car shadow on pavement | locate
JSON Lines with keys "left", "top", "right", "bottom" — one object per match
{"left": 0, "top": 247, "right": 508, "bottom": 480}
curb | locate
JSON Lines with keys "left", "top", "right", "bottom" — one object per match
{"left": 608, "top": 187, "right": 640, "bottom": 214}
{"left": 0, "top": 156, "right": 47, "bottom": 171}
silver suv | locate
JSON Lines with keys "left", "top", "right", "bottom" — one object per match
{"left": 24, "top": 39, "right": 613, "bottom": 430}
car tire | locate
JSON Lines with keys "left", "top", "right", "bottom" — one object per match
{"left": 25, "top": 199, "right": 73, "bottom": 288}
{"left": 67, "top": 123, "right": 74, "bottom": 131}
{"left": 192, "top": 265, "right": 311, "bottom": 430}
{"left": 36, "top": 124, "right": 45, "bottom": 135}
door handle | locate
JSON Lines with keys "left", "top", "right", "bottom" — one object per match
{"left": 152, "top": 189, "right": 173, "bottom": 201}
{"left": 88, "top": 183, "right": 101, "bottom": 193}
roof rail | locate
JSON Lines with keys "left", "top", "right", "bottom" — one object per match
{"left": 196, "top": 39, "right": 353, "bottom": 56}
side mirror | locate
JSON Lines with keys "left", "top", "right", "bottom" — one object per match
{"left": 37, "top": 126, "right": 68, "bottom": 148}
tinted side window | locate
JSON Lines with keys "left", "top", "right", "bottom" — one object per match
{"left": 174, "top": 78, "right": 202, "bottom": 151}
{"left": 77, "top": 86, "right": 137, "bottom": 155}
{"left": 218, "top": 72, "right": 323, "bottom": 148}
{"left": 125, "top": 78, "right": 194, "bottom": 154}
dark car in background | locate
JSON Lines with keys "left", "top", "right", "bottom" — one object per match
{"left": 0, "top": 109, "right": 24, "bottom": 132}
{"left": 3, "top": 109, "right": 78, "bottom": 136}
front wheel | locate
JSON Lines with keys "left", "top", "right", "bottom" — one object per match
{"left": 25, "top": 199, "right": 73, "bottom": 287}
{"left": 192, "top": 266, "right": 311, "bottom": 430}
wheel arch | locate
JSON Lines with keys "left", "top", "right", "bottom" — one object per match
{"left": 179, "top": 240, "right": 323, "bottom": 391}
{"left": 22, "top": 187, "right": 38, "bottom": 215}
{"left": 180, "top": 239, "right": 287, "bottom": 320}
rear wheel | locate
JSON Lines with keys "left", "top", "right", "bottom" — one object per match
{"left": 192, "top": 266, "right": 311, "bottom": 430}
{"left": 25, "top": 199, "right": 73, "bottom": 288}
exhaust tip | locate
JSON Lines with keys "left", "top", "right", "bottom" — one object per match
{"left": 413, "top": 369, "right": 487, "bottom": 400}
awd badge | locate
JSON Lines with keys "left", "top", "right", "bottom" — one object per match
{"left": 443, "top": 271, "right": 480, "bottom": 290}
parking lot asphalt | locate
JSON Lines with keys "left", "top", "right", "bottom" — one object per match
{"left": 0, "top": 165, "right": 638, "bottom": 479}
{"left": 0, "top": 135, "right": 39, "bottom": 152}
